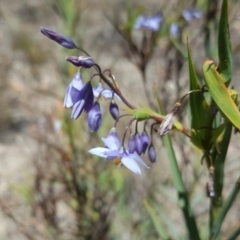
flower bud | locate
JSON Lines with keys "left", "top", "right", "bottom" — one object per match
{"left": 148, "top": 145, "right": 156, "bottom": 163}
{"left": 128, "top": 134, "right": 136, "bottom": 154}
{"left": 140, "top": 131, "right": 150, "bottom": 153}
{"left": 40, "top": 27, "right": 76, "bottom": 49}
{"left": 87, "top": 102, "right": 102, "bottom": 132}
{"left": 109, "top": 101, "right": 119, "bottom": 120}
{"left": 66, "top": 56, "right": 95, "bottom": 68}
{"left": 135, "top": 133, "right": 143, "bottom": 155}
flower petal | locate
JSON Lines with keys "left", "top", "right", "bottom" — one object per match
{"left": 71, "top": 100, "right": 85, "bottom": 119}
{"left": 121, "top": 156, "right": 142, "bottom": 175}
{"left": 88, "top": 147, "right": 108, "bottom": 158}
{"left": 129, "top": 153, "right": 150, "bottom": 169}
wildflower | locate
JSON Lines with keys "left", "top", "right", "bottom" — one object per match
{"left": 89, "top": 128, "right": 149, "bottom": 175}
{"left": 40, "top": 27, "right": 76, "bottom": 49}
{"left": 63, "top": 72, "right": 84, "bottom": 108}
{"left": 182, "top": 9, "right": 202, "bottom": 22}
{"left": 109, "top": 100, "right": 119, "bottom": 120}
{"left": 134, "top": 13, "right": 163, "bottom": 32}
{"left": 170, "top": 23, "right": 179, "bottom": 37}
{"left": 148, "top": 145, "right": 156, "bottom": 163}
{"left": 66, "top": 56, "right": 95, "bottom": 69}
{"left": 88, "top": 102, "right": 102, "bottom": 132}
{"left": 71, "top": 82, "right": 94, "bottom": 120}
{"left": 140, "top": 131, "right": 150, "bottom": 153}
{"left": 93, "top": 83, "right": 120, "bottom": 100}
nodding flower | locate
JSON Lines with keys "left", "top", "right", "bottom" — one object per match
{"left": 89, "top": 128, "right": 149, "bottom": 175}
{"left": 66, "top": 56, "right": 95, "bottom": 69}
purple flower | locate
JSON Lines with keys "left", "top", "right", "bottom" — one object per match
{"left": 63, "top": 72, "right": 84, "bottom": 108}
{"left": 109, "top": 101, "right": 119, "bottom": 120}
{"left": 66, "top": 56, "right": 95, "bottom": 69}
{"left": 88, "top": 101, "right": 102, "bottom": 132}
{"left": 71, "top": 82, "right": 94, "bottom": 120}
{"left": 140, "top": 132, "right": 150, "bottom": 154}
{"left": 93, "top": 83, "right": 120, "bottom": 100}
{"left": 40, "top": 27, "right": 76, "bottom": 49}
{"left": 148, "top": 145, "right": 156, "bottom": 163}
{"left": 134, "top": 13, "right": 163, "bottom": 32}
{"left": 182, "top": 9, "right": 202, "bottom": 22}
{"left": 89, "top": 128, "right": 149, "bottom": 175}
{"left": 170, "top": 23, "right": 179, "bottom": 37}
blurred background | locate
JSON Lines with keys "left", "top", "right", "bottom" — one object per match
{"left": 0, "top": 0, "right": 240, "bottom": 239}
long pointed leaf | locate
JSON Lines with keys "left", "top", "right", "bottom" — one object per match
{"left": 203, "top": 60, "right": 240, "bottom": 130}
{"left": 218, "top": 0, "right": 232, "bottom": 85}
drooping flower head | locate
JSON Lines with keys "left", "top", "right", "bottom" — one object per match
{"left": 71, "top": 81, "right": 94, "bottom": 120}
{"left": 89, "top": 128, "right": 149, "bottom": 175}
{"left": 63, "top": 72, "right": 84, "bottom": 108}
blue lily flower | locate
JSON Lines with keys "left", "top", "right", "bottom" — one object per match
{"left": 134, "top": 13, "right": 163, "bottom": 32}
{"left": 63, "top": 72, "right": 84, "bottom": 108}
{"left": 71, "top": 82, "right": 94, "bottom": 120}
{"left": 182, "top": 9, "right": 202, "bottom": 22}
{"left": 89, "top": 128, "right": 149, "bottom": 175}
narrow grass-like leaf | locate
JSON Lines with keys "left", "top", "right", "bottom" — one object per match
{"left": 203, "top": 59, "right": 240, "bottom": 130}
{"left": 227, "top": 226, "right": 240, "bottom": 240}
{"left": 143, "top": 200, "right": 170, "bottom": 240}
{"left": 187, "top": 43, "right": 211, "bottom": 150}
{"left": 211, "top": 176, "right": 240, "bottom": 239}
{"left": 153, "top": 89, "right": 200, "bottom": 240}
{"left": 210, "top": 122, "right": 232, "bottom": 231}
{"left": 218, "top": 0, "right": 232, "bottom": 86}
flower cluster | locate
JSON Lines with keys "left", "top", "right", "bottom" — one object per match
{"left": 41, "top": 27, "right": 161, "bottom": 175}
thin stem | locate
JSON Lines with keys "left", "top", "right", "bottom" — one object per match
{"left": 121, "top": 118, "right": 136, "bottom": 147}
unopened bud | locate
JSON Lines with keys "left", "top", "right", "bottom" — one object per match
{"left": 66, "top": 56, "right": 95, "bottom": 68}
{"left": 109, "top": 101, "right": 119, "bottom": 120}
{"left": 148, "top": 145, "right": 156, "bottom": 163}
{"left": 40, "top": 27, "right": 76, "bottom": 49}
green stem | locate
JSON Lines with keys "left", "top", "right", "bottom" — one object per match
{"left": 163, "top": 135, "right": 200, "bottom": 240}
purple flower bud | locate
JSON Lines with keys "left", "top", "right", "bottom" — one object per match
{"left": 148, "top": 145, "right": 156, "bottom": 163}
{"left": 40, "top": 27, "right": 76, "bottom": 49}
{"left": 66, "top": 56, "right": 95, "bottom": 68}
{"left": 109, "top": 101, "right": 119, "bottom": 120}
{"left": 88, "top": 102, "right": 102, "bottom": 132}
{"left": 140, "top": 132, "right": 150, "bottom": 154}
{"left": 170, "top": 23, "right": 179, "bottom": 37}
{"left": 71, "top": 82, "right": 94, "bottom": 120}
{"left": 135, "top": 133, "right": 143, "bottom": 155}
{"left": 128, "top": 134, "right": 136, "bottom": 154}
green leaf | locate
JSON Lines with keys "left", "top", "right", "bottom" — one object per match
{"left": 218, "top": 0, "right": 232, "bottom": 85}
{"left": 203, "top": 59, "right": 240, "bottom": 130}
{"left": 187, "top": 42, "right": 210, "bottom": 150}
